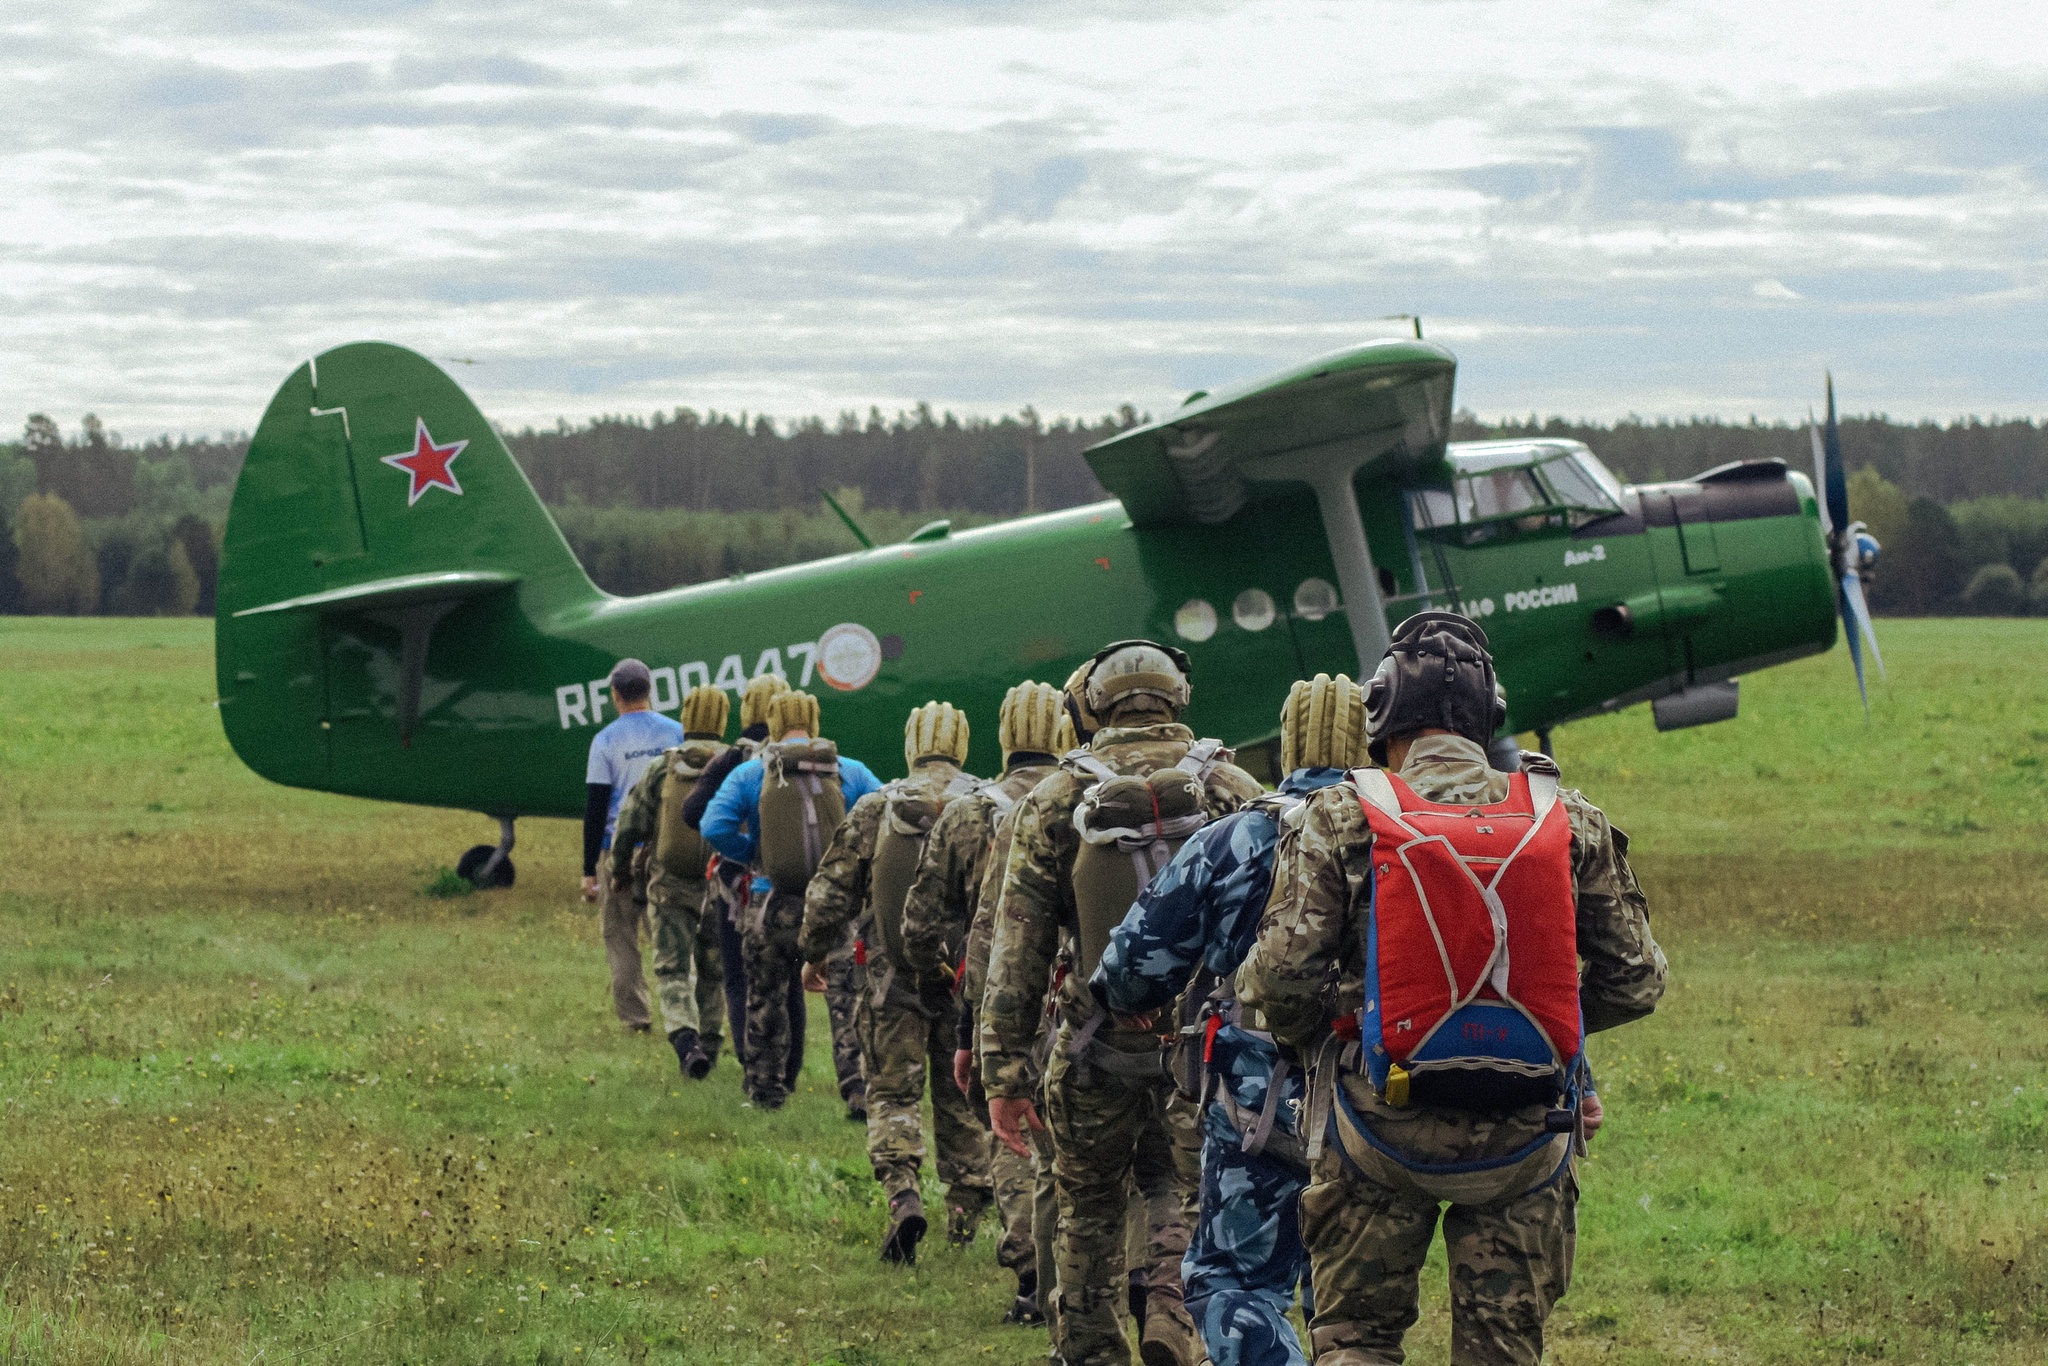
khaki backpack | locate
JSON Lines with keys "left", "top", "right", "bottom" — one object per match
{"left": 868, "top": 770, "right": 983, "bottom": 980}
{"left": 1067, "top": 739, "right": 1228, "bottom": 981}
{"left": 654, "top": 738, "right": 727, "bottom": 881}
{"left": 758, "top": 738, "right": 846, "bottom": 893}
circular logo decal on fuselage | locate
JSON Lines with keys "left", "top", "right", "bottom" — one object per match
{"left": 816, "top": 622, "right": 883, "bottom": 692}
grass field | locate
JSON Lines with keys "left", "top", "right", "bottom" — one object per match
{"left": 1, "top": 617, "right": 2045, "bottom": 1364}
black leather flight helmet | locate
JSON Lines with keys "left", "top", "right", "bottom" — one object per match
{"left": 1364, "top": 611, "right": 1508, "bottom": 767}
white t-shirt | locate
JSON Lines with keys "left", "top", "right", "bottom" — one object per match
{"left": 586, "top": 709, "right": 685, "bottom": 847}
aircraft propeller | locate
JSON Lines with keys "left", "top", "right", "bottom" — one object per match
{"left": 1809, "top": 373, "right": 1886, "bottom": 715}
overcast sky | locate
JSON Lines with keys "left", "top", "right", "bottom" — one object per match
{"left": 5, "top": 0, "right": 2046, "bottom": 439}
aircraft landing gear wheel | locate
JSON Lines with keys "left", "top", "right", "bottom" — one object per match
{"left": 457, "top": 844, "right": 516, "bottom": 889}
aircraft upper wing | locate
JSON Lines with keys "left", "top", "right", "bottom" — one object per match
{"left": 1085, "top": 340, "right": 1457, "bottom": 526}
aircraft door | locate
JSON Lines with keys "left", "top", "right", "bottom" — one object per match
{"left": 1668, "top": 488, "right": 1721, "bottom": 573}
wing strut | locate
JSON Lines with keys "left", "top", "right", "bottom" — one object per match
{"left": 1242, "top": 432, "right": 1397, "bottom": 671}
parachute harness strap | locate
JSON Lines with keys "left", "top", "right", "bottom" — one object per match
{"left": 800, "top": 773, "right": 824, "bottom": 871}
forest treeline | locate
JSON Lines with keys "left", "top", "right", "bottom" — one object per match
{"left": 5, "top": 403, "right": 2048, "bottom": 616}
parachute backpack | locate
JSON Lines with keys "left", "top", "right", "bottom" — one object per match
{"left": 1350, "top": 760, "right": 1583, "bottom": 1112}
{"left": 867, "top": 703, "right": 977, "bottom": 983}
{"left": 652, "top": 686, "right": 731, "bottom": 881}
{"left": 1066, "top": 738, "right": 1228, "bottom": 984}
{"left": 756, "top": 691, "right": 843, "bottom": 893}
{"left": 655, "top": 737, "right": 727, "bottom": 880}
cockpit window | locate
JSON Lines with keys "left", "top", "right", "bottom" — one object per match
{"left": 1459, "top": 467, "right": 1550, "bottom": 522}
{"left": 1411, "top": 440, "right": 1627, "bottom": 541}
{"left": 1539, "top": 451, "right": 1623, "bottom": 513}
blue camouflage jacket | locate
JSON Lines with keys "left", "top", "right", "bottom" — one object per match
{"left": 1089, "top": 767, "right": 1347, "bottom": 1138}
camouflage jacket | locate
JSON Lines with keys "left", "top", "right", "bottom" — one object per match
{"left": 796, "top": 790, "right": 886, "bottom": 967}
{"left": 954, "top": 801, "right": 1023, "bottom": 1054}
{"left": 1088, "top": 767, "right": 1349, "bottom": 1132}
{"left": 609, "top": 741, "right": 730, "bottom": 886}
{"left": 980, "top": 722, "right": 1263, "bottom": 1100}
{"left": 1236, "top": 733, "right": 1666, "bottom": 1051}
{"left": 797, "top": 761, "right": 972, "bottom": 975}
{"left": 899, "top": 758, "right": 1060, "bottom": 987}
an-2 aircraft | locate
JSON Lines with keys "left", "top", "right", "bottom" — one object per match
{"left": 214, "top": 338, "right": 1879, "bottom": 885}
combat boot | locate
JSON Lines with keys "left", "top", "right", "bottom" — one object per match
{"left": 880, "top": 1190, "right": 926, "bottom": 1265}
{"left": 844, "top": 1080, "right": 868, "bottom": 1124}
{"left": 946, "top": 1186, "right": 992, "bottom": 1248}
{"left": 1138, "top": 1290, "right": 1200, "bottom": 1366}
{"left": 1002, "top": 1269, "right": 1044, "bottom": 1326}
{"left": 668, "top": 1027, "right": 712, "bottom": 1080}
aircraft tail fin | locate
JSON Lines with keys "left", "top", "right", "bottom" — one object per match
{"left": 216, "top": 343, "right": 600, "bottom": 791}
{"left": 218, "top": 342, "right": 595, "bottom": 618}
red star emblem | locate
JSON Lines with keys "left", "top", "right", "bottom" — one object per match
{"left": 380, "top": 418, "right": 468, "bottom": 505}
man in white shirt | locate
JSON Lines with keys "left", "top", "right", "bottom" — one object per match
{"left": 581, "top": 658, "right": 684, "bottom": 1032}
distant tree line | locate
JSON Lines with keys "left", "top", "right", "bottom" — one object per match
{"left": 5, "top": 402, "right": 2048, "bottom": 616}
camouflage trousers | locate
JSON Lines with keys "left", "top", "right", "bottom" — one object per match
{"left": 1184, "top": 1101, "right": 1309, "bottom": 1366}
{"left": 739, "top": 888, "right": 809, "bottom": 1106}
{"left": 1042, "top": 1026, "right": 1200, "bottom": 1366}
{"left": 986, "top": 1097, "right": 1038, "bottom": 1276}
{"left": 645, "top": 872, "right": 725, "bottom": 1054}
{"left": 1298, "top": 1143, "right": 1577, "bottom": 1365}
{"left": 1032, "top": 1122, "right": 1058, "bottom": 1297}
{"left": 966, "top": 1025, "right": 1043, "bottom": 1281}
{"left": 821, "top": 935, "right": 865, "bottom": 1105}
{"left": 855, "top": 988, "right": 992, "bottom": 1207}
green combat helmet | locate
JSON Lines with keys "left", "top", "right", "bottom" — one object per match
{"left": 869, "top": 702, "right": 979, "bottom": 991}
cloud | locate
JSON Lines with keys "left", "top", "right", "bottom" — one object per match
{"left": 3, "top": 0, "right": 2046, "bottom": 437}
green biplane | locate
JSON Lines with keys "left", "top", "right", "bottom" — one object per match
{"left": 214, "top": 338, "right": 1878, "bottom": 884}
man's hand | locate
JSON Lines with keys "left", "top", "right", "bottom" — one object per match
{"left": 989, "top": 1096, "right": 1045, "bottom": 1159}
{"left": 1112, "top": 1010, "right": 1158, "bottom": 1033}
{"left": 953, "top": 1048, "right": 974, "bottom": 1097}
{"left": 580, "top": 875, "right": 600, "bottom": 903}
{"left": 801, "top": 961, "right": 829, "bottom": 994}
{"left": 1582, "top": 1091, "right": 1604, "bottom": 1139}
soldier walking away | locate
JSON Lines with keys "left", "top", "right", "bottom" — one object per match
{"left": 1093, "top": 674, "right": 1371, "bottom": 1366}
{"left": 801, "top": 702, "right": 994, "bottom": 1265}
{"left": 702, "top": 690, "right": 881, "bottom": 1110}
{"left": 581, "top": 659, "right": 684, "bottom": 1033}
{"left": 900, "top": 681, "right": 1073, "bottom": 1318}
{"left": 1237, "top": 612, "right": 1668, "bottom": 1366}
{"left": 608, "top": 685, "right": 735, "bottom": 1079}
{"left": 687, "top": 678, "right": 868, "bottom": 1120}
{"left": 683, "top": 675, "right": 791, "bottom": 1082}
{"left": 983, "top": 641, "right": 1262, "bottom": 1366}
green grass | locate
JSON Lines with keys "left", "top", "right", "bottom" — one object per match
{"left": 1, "top": 616, "right": 2046, "bottom": 1363}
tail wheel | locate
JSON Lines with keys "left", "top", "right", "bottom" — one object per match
{"left": 457, "top": 844, "right": 516, "bottom": 889}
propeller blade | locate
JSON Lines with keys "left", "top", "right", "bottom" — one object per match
{"left": 1808, "top": 413, "right": 1832, "bottom": 535}
{"left": 1821, "top": 372, "right": 1850, "bottom": 533}
{"left": 1838, "top": 573, "right": 1870, "bottom": 718}
{"left": 1842, "top": 568, "right": 1886, "bottom": 682}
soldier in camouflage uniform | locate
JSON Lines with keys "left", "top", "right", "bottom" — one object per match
{"left": 1092, "top": 674, "right": 1373, "bottom": 1366}
{"left": 684, "top": 675, "right": 787, "bottom": 1076}
{"left": 703, "top": 690, "right": 882, "bottom": 1110}
{"left": 686, "top": 678, "right": 866, "bottom": 1118}
{"left": 899, "top": 681, "right": 1073, "bottom": 1320}
{"left": 984, "top": 641, "right": 1263, "bottom": 1366}
{"left": 801, "top": 702, "right": 994, "bottom": 1264}
{"left": 608, "top": 685, "right": 734, "bottom": 1077}
{"left": 1237, "top": 614, "right": 1667, "bottom": 1366}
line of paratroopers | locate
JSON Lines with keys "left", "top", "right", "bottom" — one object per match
{"left": 597, "top": 613, "right": 1669, "bottom": 1366}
